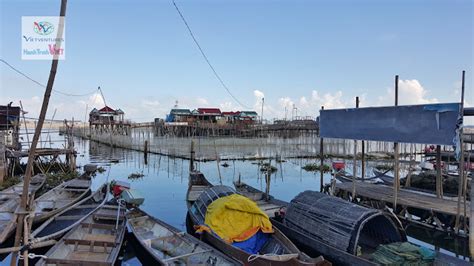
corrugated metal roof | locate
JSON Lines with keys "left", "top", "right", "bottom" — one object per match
{"left": 197, "top": 108, "right": 221, "bottom": 115}
{"left": 170, "top": 108, "right": 192, "bottom": 115}
{"left": 222, "top": 111, "right": 240, "bottom": 116}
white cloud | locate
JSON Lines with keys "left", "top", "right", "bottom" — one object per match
{"left": 377, "top": 79, "right": 438, "bottom": 106}
{"left": 196, "top": 97, "right": 209, "bottom": 106}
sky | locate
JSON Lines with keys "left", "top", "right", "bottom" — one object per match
{"left": 0, "top": 0, "right": 473, "bottom": 123}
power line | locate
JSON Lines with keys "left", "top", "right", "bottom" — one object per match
{"left": 172, "top": 1, "right": 251, "bottom": 110}
{"left": 0, "top": 59, "right": 98, "bottom": 97}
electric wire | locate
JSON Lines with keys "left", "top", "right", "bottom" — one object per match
{"left": 0, "top": 59, "right": 98, "bottom": 97}
{"left": 172, "top": 1, "right": 251, "bottom": 109}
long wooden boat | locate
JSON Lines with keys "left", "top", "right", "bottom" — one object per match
{"left": 36, "top": 200, "right": 126, "bottom": 265}
{"left": 233, "top": 180, "right": 288, "bottom": 218}
{"left": 32, "top": 178, "right": 92, "bottom": 223}
{"left": 187, "top": 177, "right": 327, "bottom": 266}
{"left": 372, "top": 169, "right": 395, "bottom": 185}
{"left": 127, "top": 207, "right": 241, "bottom": 265}
{"left": 30, "top": 184, "right": 107, "bottom": 243}
{"left": 186, "top": 171, "right": 212, "bottom": 208}
{"left": 334, "top": 170, "right": 384, "bottom": 184}
{"left": 0, "top": 174, "right": 46, "bottom": 244}
{"left": 234, "top": 181, "right": 471, "bottom": 266}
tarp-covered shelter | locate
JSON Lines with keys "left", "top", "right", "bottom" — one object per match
{"left": 284, "top": 191, "right": 407, "bottom": 255}
{"left": 319, "top": 103, "right": 461, "bottom": 145}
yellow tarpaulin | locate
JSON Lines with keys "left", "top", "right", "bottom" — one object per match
{"left": 195, "top": 194, "right": 273, "bottom": 243}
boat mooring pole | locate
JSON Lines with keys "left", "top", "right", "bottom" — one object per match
{"left": 319, "top": 106, "right": 324, "bottom": 192}
{"left": 351, "top": 97, "right": 359, "bottom": 199}
{"left": 455, "top": 70, "right": 466, "bottom": 234}
{"left": 361, "top": 141, "right": 365, "bottom": 180}
{"left": 436, "top": 145, "right": 442, "bottom": 198}
{"left": 470, "top": 161, "right": 474, "bottom": 258}
{"left": 190, "top": 139, "right": 195, "bottom": 172}
{"left": 393, "top": 75, "right": 400, "bottom": 211}
{"left": 10, "top": 1, "right": 67, "bottom": 265}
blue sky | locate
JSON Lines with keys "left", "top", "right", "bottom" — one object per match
{"left": 1, "top": 0, "right": 473, "bottom": 122}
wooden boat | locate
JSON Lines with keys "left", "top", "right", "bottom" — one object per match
{"left": 30, "top": 184, "right": 107, "bottom": 243}
{"left": 235, "top": 181, "right": 470, "bottom": 266}
{"left": 36, "top": 200, "right": 126, "bottom": 265}
{"left": 234, "top": 181, "right": 403, "bottom": 266}
{"left": 186, "top": 171, "right": 212, "bottom": 208}
{"left": 126, "top": 207, "right": 240, "bottom": 265}
{"left": 334, "top": 170, "right": 384, "bottom": 184}
{"left": 187, "top": 182, "right": 327, "bottom": 265}
{"left": 0, "top": 174, "right": 46, "bottom": 244}
{"left": 233, "top": 180, "right": 288, "bottom": 218}
{"left": 33, "top": 178, "right": 91, "bottom": 223}
{"left": 372, "top": 169, "right": 395, "bottom": 185}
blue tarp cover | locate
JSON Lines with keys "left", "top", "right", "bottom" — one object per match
{"left": 319, "top": 103, "right": 461, "bottom": 145}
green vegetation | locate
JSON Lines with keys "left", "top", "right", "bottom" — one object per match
{"left": 45, "top": 171, "right": 79, "bottom": 189}
{"left": 128, "top": 172, "right": 145, "bottom": 180}
{"left": 0, "top": 176, "right": 22, "bottom": 190}
{"left": 302, "top": 163, "right": 331, "bottom": 173}
{"left": 97, "top": 167, "right": 106, "bottom": 173}
{"left": 260, "top": 162, "right": 277, "bottom": 173}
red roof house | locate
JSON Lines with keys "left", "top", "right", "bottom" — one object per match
{"left": 197, "top": 108, "right": 221, "bottom": 115}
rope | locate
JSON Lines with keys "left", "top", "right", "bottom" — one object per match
{"left": 19, "top": 253, "right": 48, "bottom": 260}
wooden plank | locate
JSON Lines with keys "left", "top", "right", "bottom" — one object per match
{"left": 81, "top": 222, "right": 117, "bottom": 230}
{"left": 84, "top": 233, "right": 116, "bottom": 244}
{"left": 335, "top": 182, "right": 468, "bottom": 217}
{"left": 64, "top": 238, "right": 116, "bottom": 247}
{"left": 45, "top": 257, "right": 110, "bottom": 266}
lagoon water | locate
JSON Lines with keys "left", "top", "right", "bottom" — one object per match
{"left": 2, "top": 134, "right": 470, "bottom": 265}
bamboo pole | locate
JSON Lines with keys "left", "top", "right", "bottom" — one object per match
{"left": 361, "top": 140, "right": 365, "bottom": 180}
{"left": 393, "top": 75, "right": 400, "bottom": 210}
{"left": 319, "top": 106, "right": 324, "bottom": 192}
{"left": 189, "top": 139, "right": 195, "bottom": 172}
{"left": 470, "top": 173, "right": 474, "bottom": 258}
{"left": 214, "top": 139, "right": 222, "bottom": 185}
{"left": 19, "top": 101, "right": 30, "bottom": 146}
{"left": 265, "top": 159, "right": 271, "bottom": 201}
{"left": 351, "top": 97, "right": 359, "bottom": 199}
{"left": 436, "top": 145, "right": 442, "bottom": 198}
{"left": 10, "top": 2, "right": 67, "bottom": 264}
{"left": 455, "top": 71, "right": 466, "bottom": 233}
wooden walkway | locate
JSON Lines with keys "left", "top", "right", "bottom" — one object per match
{"left": 335, "top": 182, "right": 468, "bottom": 217}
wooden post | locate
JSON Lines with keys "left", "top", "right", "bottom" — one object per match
{"left": 265, "top": 160, "right": 271, "bottom": 201}
{"left": 144, "top": 140, "right": 148, "bottom": 165}
{"left": 393, "top": 75, "right": 400, "bottom": 210}
{"left": 436, "top": 145, "right": 442, "bottom": 198}
{"left": 10, "top": 1, "right": 67, "bottom": 264}
{"left": 470, "top": 174, "right": 474, "bottom": 258}
{"left": 319, "top": 106, "right": 324, "bottom": 192}
{"left": 214, "top": 139, "right": 222, "bottom": 185}
{"left": 361, "top": 140, "right": 365, "bottom": 180}
{"left": 190, "top": 139, "right": 195, "bottom": 172}
{"left": 455, "top": 70, "right": 466, "bottom": 233}
{"left": 351, "top": 97, "right": 359, "bottom": 199}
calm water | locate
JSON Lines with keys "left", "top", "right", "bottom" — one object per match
{"left": 2, "top": 134, "right": 470, "bottom": 265}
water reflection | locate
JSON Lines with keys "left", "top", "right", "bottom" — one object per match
{"left": 2, "top": 135, "right": 469, "bottom": 265}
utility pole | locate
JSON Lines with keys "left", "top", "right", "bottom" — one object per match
{"left": 261, "top": 97, "right": 264, "bottom": 124}
{"left": 11, "top": 1, "right": 67, "bottom": 264}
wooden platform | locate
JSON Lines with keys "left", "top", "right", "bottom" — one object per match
{"left": 335, "top": 182, "right": 468, "bottom": 217}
